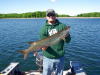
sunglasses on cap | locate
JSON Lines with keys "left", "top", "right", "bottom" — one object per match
{"left": 47, "top": 14, "right": 55, "bottom": 17}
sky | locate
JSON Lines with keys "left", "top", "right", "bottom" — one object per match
{"left": 0, "top": 0, "right": 100, "bottom": 16}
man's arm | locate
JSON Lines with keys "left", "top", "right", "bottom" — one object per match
{"left": 39, "top": 26, "right": 47, "bottom": 50}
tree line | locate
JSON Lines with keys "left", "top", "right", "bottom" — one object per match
{"left": 0, "top": 11, "right": 100, "bottom": 18}
{"left": 77, "top": 12, "right": 100, "bottom": 17}
{"left": 0, "top": 11, "right": 70, "bottom": 18}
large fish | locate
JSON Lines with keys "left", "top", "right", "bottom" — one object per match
{"left": 18, "top": 26, "right": 70, "bottom": 59}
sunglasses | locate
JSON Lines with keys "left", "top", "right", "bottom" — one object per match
{"left": 47, "top": 14, "right": 55, "bottom": 17}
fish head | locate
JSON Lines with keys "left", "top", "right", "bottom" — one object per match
{"left": 61, "top": 26, "right": 70, "bottom": 36}
{"left": 65, "top": 26, "right": 70, "bottom": 31}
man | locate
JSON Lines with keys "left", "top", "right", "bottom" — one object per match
{"left": 39, "top": 9, "right": 71, "bottom": 75}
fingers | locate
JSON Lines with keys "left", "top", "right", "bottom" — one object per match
{"left": 40, "top": 46, "right": 47, "bottom": 51}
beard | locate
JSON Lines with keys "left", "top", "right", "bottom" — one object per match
{"left": 48, "top": 18, "right": 55, "bottom": 22}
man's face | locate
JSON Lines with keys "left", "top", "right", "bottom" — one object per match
{"left": 46, "top": 13, "right": 56, "bottom": 22}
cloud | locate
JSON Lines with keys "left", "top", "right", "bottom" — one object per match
{"left": 51, "top": 0, "right": 56, "bottom": 2}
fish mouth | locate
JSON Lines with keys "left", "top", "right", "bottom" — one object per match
{"left": 64, "top": 26, "right": 70, "bottom": 31}
{"left": 66, "top": 26, "right": 70, "bottom": 30}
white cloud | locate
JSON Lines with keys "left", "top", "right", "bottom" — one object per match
{"left": 51, "top": 0, "right": 56, "bottom": 2}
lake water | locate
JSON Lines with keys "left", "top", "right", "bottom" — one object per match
{"left": 0, "top": 18, "right": 100, "bottom": 75}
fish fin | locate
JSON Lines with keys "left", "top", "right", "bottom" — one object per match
{"left": 17, "top": 50, "right": 28, "bottom": 60}
{"left": 24, "top": 54, "right": 28, "bottom": 60}
{"left": 17, "top": 50, "right": 25, "bottom": 54}
{"left": 61, "top": 37, "right": 65, "bottom": 41}
{"left": 28, "top": 42, "right": 34, "bottom": 45}
{"left": 33, "top": 51, "right": 37, "bottom": 56}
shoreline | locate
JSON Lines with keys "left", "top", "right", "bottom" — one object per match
{"left": 0, "top": 17, "right": 100, "bottom": 19}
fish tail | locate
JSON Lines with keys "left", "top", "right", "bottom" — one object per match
{"left": 17, "top": 50, "right": 28, "bottom": 60}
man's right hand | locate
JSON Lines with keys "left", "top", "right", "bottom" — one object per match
{"left": 40, "top": 46, "right": 47, "bottom": 51}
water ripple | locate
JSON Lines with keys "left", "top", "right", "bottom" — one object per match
{"left": 0, "top": 18, "right": 100, "bottom": 75}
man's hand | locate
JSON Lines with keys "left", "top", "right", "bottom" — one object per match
{"left": 40, "top": 46, "right": 47, "bottom": 51}
{"left": 65, "top": 32, "right": 69, "bottom": 37}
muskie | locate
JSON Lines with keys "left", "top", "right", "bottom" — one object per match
{"left": 18, "top": 26, "right": 70, "bottom": 59}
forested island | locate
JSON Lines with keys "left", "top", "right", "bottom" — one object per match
{"left": 0, "top": 11, "right": 100, "bottom": 18}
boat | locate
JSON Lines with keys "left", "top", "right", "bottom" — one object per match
{"left": 0, "top": 52, "right": 87, "bottom": 75}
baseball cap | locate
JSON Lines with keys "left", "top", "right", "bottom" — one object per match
{"left": 46, "top": 9, "right": 56, "bottom": 16}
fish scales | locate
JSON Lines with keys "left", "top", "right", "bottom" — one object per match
{"left": 17, "top": 26, "right": 70, "bottom": 59}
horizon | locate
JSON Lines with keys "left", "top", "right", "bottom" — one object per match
{"left": 0, "top": 11, "right": 100, "bottom": 17}
{"left": 0, "top": 0, "right": 100, "bottom": 16}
